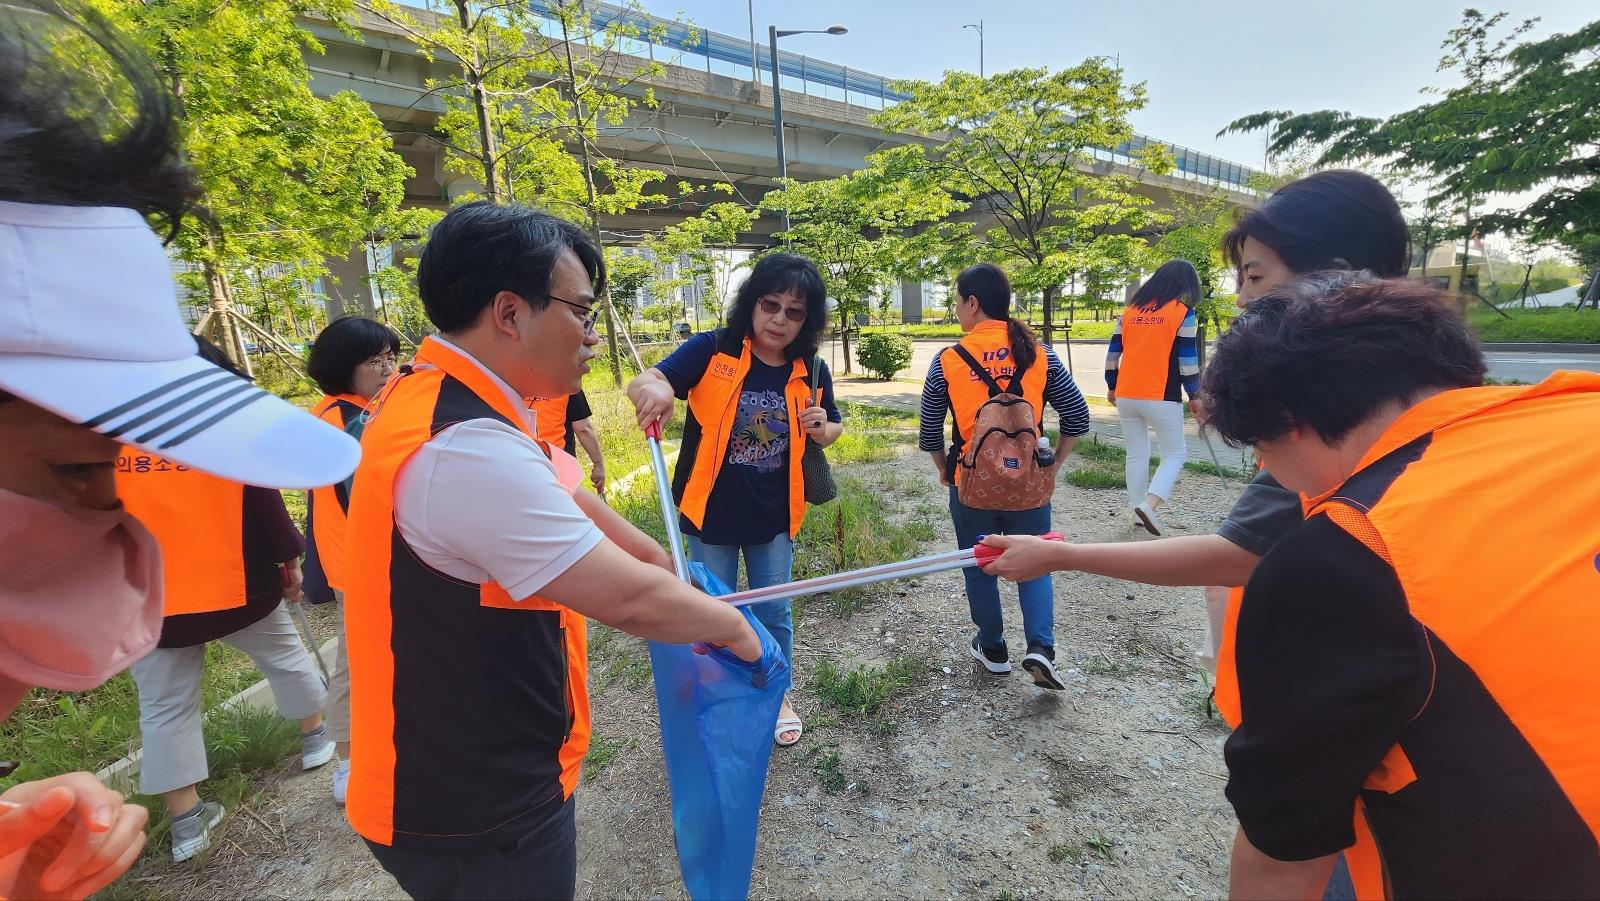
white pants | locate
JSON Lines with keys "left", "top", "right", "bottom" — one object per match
{"left": 1116, "top": 397, "right": 1188, "bottom": 508}
{"left": 129, "top": 602, "right": 326, "bottom": 795}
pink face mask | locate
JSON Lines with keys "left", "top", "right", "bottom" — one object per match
{"left": 0, "top": 488, "right": 163, "bottom": 695}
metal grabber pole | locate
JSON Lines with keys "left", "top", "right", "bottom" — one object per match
{"left": 607, "top": 299, "right": 692, "bottom": 583}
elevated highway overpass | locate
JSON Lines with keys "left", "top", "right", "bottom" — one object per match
{"left": 298, "top": 0, "right": 1261, "bottom": 317}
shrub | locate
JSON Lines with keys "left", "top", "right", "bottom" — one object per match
{"left": 855, "top": 332, "right": 913, "bottom": 381}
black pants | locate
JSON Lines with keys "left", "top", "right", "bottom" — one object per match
{"left": 365, "top": 796, "right": 577, "bottom": 901}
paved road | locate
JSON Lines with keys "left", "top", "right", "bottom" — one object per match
{"left": 822, "top": 337, "right": 1598, "bottom": 468}
{"left": 821, "top": 338, "right": 1600, "bottom": 393}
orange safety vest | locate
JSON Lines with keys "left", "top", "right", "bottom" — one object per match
{"left": 116, "top": 453, "right": 248, "bottom": 617}
{"left": 938, "top": 320, "right": 1049, "bottom": 484}
{"left": 673, "top": 337, "right": 811, "bottom": 539}
{"left": 343, "top": 337, "right": 590, "bottom": 848}
{"left": 307, "top": 394, "right": 365, "bottom": 592}
{"left": 529, "top": 394, "right": 571, "bottom": 451}
{"left": 1239, "top": 371, "right": 1600, "bottom": 898}
{"left": 1113, "top": 300, "right": 1189, "bottom": 402}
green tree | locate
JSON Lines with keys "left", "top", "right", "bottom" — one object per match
{"left": 762, "top": 149, "right": 967, "bottom": 373}
{"left": 603, "top": 247, "right": 655, "bottom": 325}
{"left": 95, "top": 0, "right": 415, "bottom": 372}
{"left": 645, "top": 199, "right": 758, "bottom": 329}
{"left": 874, "top": 63, "right": 1174, "bottom": 346}
{"left": 358, "top": 0, "right": 673, "bottom": 381}
{"left": 1154, "top": 190, "right": 1235, "bottom": 353}
{"left": 1224, "top": 11, "right": 1599, "bottom": 293}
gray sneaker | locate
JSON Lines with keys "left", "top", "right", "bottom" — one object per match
{"left": 302, "top": 725, "right": 335, "bottom": 771}
{"left": 169, "top": 801, "right": 225, "bottom": 863}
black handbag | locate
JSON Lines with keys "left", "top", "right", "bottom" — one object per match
{"left": 801, "top": 355, "right": 837, "bottom": 505}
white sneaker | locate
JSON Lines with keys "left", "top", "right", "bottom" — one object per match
{"left": 1134, "top": 502, "right": 1166, "bottom": 537}
{"left": 332, "top": 759, "right": 350, "bottom": 805}
{"left": 301, "top": 727, "right": 336, "bottom": 771}
{"left": 169, "top": 801, "right": 225, "bottom": 863}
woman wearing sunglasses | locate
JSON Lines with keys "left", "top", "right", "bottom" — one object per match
{"left": 628, "top": 252, "right": 842, "bottom": 748}
{"left": 303, "top": 315, "right": 403, "bottom": 804}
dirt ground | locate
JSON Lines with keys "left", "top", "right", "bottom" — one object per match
{"left": 122, "top": 441, "right": 1242, "bottom": 900}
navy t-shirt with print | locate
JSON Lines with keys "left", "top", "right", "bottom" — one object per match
{"left": 656, "top": 331, "right": 841, "bottom": 545}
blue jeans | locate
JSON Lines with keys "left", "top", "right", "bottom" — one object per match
{"left": 948, "top": 487, "right": 1055, "bottom": 651}
{"left": 686, "top": 534, "right": 795, "bottom": 667}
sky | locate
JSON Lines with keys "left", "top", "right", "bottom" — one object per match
{"left": 637, "top": 0, "right": 1593, "bottom": 181}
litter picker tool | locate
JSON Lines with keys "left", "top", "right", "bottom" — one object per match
{"left": 608, "top": 300, "right": 692, "bottom": 582}
{"left": 289, "top": 601, "right": 331, "bottom": 687}
{"left": 717, "top": 533, "right": 1065, "bottom": 607}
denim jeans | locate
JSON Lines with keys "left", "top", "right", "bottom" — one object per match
{"left": 947, "top": 487, "right": 1055, "bottom": 650}
{"left": 686, "top": 534, "right": 795, "bottom": 666}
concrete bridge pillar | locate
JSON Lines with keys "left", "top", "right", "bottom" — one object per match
{"left": 900, "top": 279, "right": 925, "bottom": 324}
{"left": 323, "top": 248, "right": 375, "bottom": 322}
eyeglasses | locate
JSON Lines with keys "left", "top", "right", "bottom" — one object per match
{"left": 361, "top": 354, "right": 398, "bottom": 373}
{"left": 758, "top": 297, "right": 808, "bottom": 322}
{"left": 549, "top": 294, "right": 599, "bottom": 333}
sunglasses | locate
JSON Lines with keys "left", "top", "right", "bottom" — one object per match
{"left": 758, "top": 297, "right": 808, "bottom": 322}
{"left": 549, "top": 295, "right": 600, "bottom": 333}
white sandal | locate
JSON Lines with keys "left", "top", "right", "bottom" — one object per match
{"left": 774, "top": 715, "right": 803, "bottom": 747}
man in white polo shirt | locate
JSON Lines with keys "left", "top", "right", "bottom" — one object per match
{"left": 342, "top": 202, "right": 760, "bottom": 900}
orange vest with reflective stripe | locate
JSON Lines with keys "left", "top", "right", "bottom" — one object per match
{"left": 307, "top": 394, "right": 365, "bottom": 592}
{"left": 1114, "top": 301, "right": 1189, "bottom": 402}
{"left": 116, "top": 454, "right": 247, "bottom": 617}
{"left": 343, "top": 337, "right": 590, "bottom": 849}
{"left": 938, "top": 321, "right": 1048, "bottom": 484}
{"left": 1243, "top": 372, "right": 1600, "bottom": 898}
{"left": 674, "top": 338, "right": 811, "bottom": 539}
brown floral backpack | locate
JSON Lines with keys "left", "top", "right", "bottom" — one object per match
{"left": 951, "top": 345, "right": 1055, "bottom": 511}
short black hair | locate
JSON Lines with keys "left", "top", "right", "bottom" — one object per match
{"left": 1201, "top": 273, "right": 1485, "bottom": 448}
{"left": 307, "top": 316, "right": 402, "bottom": 395}
{"left": 1130, "top": 259, "right": 1201, "bottom": 312}
{"left": 1224, "top": 170, "right": 1409, "bottom": 279}
{"left": 0, "top": 1, "right": 195, "bottom": 236}
{"left": 721, "top": 252, "right": 828, "bottom": 361}
{"left": 417, "top": 201, "right": 606, "bottom": 334}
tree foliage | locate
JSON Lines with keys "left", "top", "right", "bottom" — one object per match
{"left": 762, "top": 147, "right": 968, "bottom": 373}
{"left": 94, "top": 0, "right": 415, "bottom": 366}
{"left": 874, "top": 63, "right": 1173, "bottom": 344}
{"left": 1223, "top": 11, "right": 1599, "bottom": 256}
{"left": 645, "top": 197, "right": 758, "bottom": 327}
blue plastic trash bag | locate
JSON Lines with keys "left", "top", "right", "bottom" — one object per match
{"left": 647, "top": 561, "right": 791, "bottom": 901}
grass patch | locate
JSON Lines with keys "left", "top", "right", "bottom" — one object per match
{"left": 809, "top": 657, "right": 920, "bottom": 717}
{"left": 1084, "top": 656, "right": 1132, "bottom": 678}
{"left": 827, "top": 401, "right": 918, "bottom": 467}
{"left": 1063, "top": 433, "right": 1245, "bottom": 489}
{"left": 1467, "top": 305, "right": 1600, "bottom": 343}
{"left": 1063, "top": 466, "right": 1125, "bottom": 490}
{"left": 794, "top": 475, "right": 932, "bottom": 618}
{"left": 588, "top": 624, "right": 655, "bottom": 691}
{"left": 808, "top": 745, "right": 848, "bottom": 794}
{"left": 583, "top": 734, "right": 636, "bottom": 781}
{"left": 1049, "top": 842, "right": 1081, "bottom": 864}
{"left": 1084, "top": 832, "right": 1116, "bottom": 861}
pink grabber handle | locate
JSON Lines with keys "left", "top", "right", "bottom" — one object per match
{"left": 645, "top": 420, "right": 663, "bottom": 441}
{"left": 970, "top": 531, "right": 1065, "bottom": 568}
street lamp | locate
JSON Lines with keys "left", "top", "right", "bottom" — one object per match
{"left": 769, "top": 22, "right": 847, "bottom": 241}
{"left": 963, "top": 21, "right": 983, "bottom": 77}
